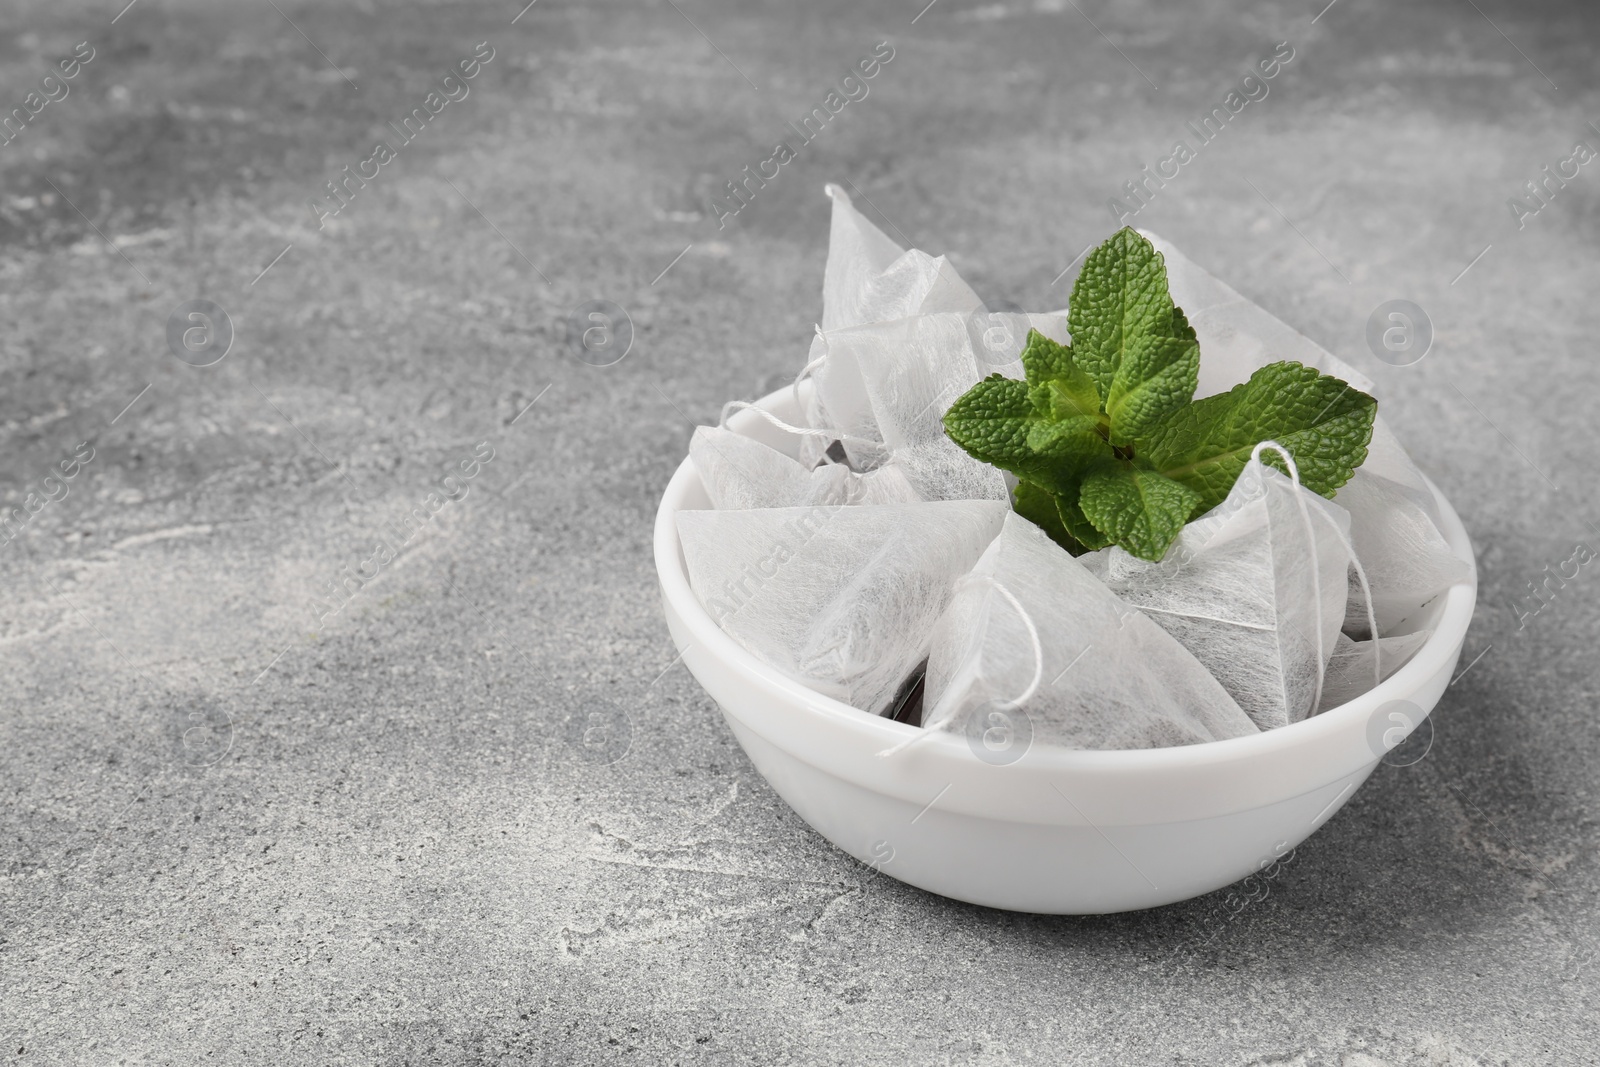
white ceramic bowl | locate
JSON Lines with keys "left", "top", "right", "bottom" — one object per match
{"left": 654, "top": 389, "right": 1478, "bottom": 914}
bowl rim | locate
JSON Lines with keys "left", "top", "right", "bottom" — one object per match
{"left": 654, "top": 388, "right": 1478, "bottom": 775}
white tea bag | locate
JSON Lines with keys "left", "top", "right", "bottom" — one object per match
{"left": 844, "top": 312, "right": 1010, "bottom": 502}
{"left": 677, "top": 500, "right": 1007, "bottom": 716}
{"left": 690, "top": 426, "right": 921, "bottom": 510}
{"left": 1335, "top": 467, "right": 1471, "bottom": 637}
{"left": 879, "top": 438, "right": 1010, "bottom": 504}
{"left": 920, "top": 513, "right": 1257, "bottom": 751}
{"left": 803, "top": 309, "right": 1031, "bottom": 484}
{"left": 807, "top": 185, "right": 984, "bottom": 466}
{"left": 799, "top": 327, "right": 886, "bottom": 471}
{"left": 820, "top": 183, "right": 984, "bottom": 332}
{"left": 1316, "top": 629, "right": 1434, "bottom": 712}
{"left": 1338, "top": 417, "right": 1458, "bottom": 557}
{"left": 1088, "top": 450, "right": 1353, "bottom": 731}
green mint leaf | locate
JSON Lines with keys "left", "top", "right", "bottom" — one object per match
{"left": 1017, "top": 330, "right": 1074, "bottom": 385}
{"left": 1014, "top": 480, "right": 1112, "bottom": 554}
{"left": 1138, "top": 360, "right": 1377, "bottom": 508}
{"left": 1014, "top": 478, "right": 1078, "bottom": 550}
{"left": 941, "top": 376, "right": 1036, "bottom": 469}
{"left": 1024, "top": 415, "right": 1113, "bottom": 489}
{"left": 1105, "top": 332, "right": 1199, "bottom": 445}
{"left": 943, "top": 227, "right": 1378, "bottom": 562}
{"left": 1169, "top": 304, "right": 1196, "bottom": 343}
{"left": 1036, "top": 375, "right": 1102, "bottom": 426}
{"left": 1077, "top": 465, "right": 1202, "bottom": 562}
{"left": 1066, "top": 227, "right": 1178, "bottom": 404}
{"left": 1019, "top": 331, "right": 1102, "bottom": 426}
{"left": 1018, "top": 328, "right": 1070, "bottom": 382}
{"left": 1030, "top": 379, "right": 1107, "bottom": 435}
{"left": 944, "top": 374, "right": 1110, "bottom": 494}
{"left": 1054, "top": 483, "right": 1115, "bottom": 552}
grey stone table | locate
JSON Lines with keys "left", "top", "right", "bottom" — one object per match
{"left": 1, "top": 0, "right": 1594, "bottom": 1062}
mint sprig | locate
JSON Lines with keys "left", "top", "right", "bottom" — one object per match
{"left": 943, "top": 227, "right": 1376, "bottom": 562}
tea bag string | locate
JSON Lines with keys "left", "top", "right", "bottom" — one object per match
{"left": 791, "top": 324, "right": 828, "bottom": 411}
{"left": 716, "top": 399, "right": 880, "bottom": 453}
{"left": 1251, "top": 441, "right": 1329, "bottom": 711}
{"left": 978, "top": 576, "right": 1045, "bottom": 709}
{"left": 874, "top": 575, "right": 1043, "bottom": 760}
{"left": 723, "top": 324, "right": 885, "bottom": 453}
{"left": 1351, "top": 551, "right": 1381, "bottom": 687}
{"left": 1321, "top": 498, "right": 1382, "bottom": 689}
{"left": 718, "top": 326, "right": 832, "bottom": 437}
{"left": 718, "top": 399, "right": 829, "bottom": 438}
{"left": 1250, "top": 441, "right": 1383, "bottom": 694}
{"left": 718, "top": 329, "right": 878, "bottom": 453}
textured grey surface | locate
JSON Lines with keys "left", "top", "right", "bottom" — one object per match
{"left": 1, "top": 0, "right": 1595, "bottom": 1063}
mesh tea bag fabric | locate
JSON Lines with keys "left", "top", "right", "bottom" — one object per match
{"left": 677, "top": 500, "right": 1008, "bottom": 716}
{"left": 798, "top": 327, "right": 885, "bottom": 471}
{"left": 820, "top": 184, "right": 984, "bottom": 333}
{"left": 919, "top": 513, "right": 1257, "bottom": 751}
{"left": 801, "top": 307, "right": 1044, "bottom": 478}
{"left": 1335, "top": 467, "right": 1471, "bottom": 637}
{"left": 690, "top": 426, "right": 921, "bottom": 510}
{"left": 1316, "top": 629, "right": 1434, "bottom": 713}
{"left": 843, "top": 312, "right": 1010, "bottom": 502}
{"left": 875, "top": 438, "right": 1010, "bottom": 504}
{"left": 806, "top": 185, "right": 983, "bottom": 466}
{"left": 1086, "top": 452, "right": 1353, "bottom": 732}
{"left": 1342, "top": 416, "right": 1449, "bottom": 534}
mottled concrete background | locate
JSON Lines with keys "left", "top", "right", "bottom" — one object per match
{"left": 0, "top": 0, "right": 1595, "bottom": 1063}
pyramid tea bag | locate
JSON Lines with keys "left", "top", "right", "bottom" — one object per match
{"left": 919, "top": 513, "right": 1256, "bottom": 751}
{"left": 839, "top": 312, "right": 1010, "bottom": 502}
{"left": 804, "top": 186, "right": 1074, "bottom": 479}
{"left": 806, "top": 186, "right": 984, "bottom": 467}
{"left": 798, "top": 327, "right": 886, "bottom": 471}
{"left": 1335, "top": 467, "right": 1471, "bottom": 637}
{"left": 876, "top": 438, "right": 1009, "bottom": 504}
{"left": 1352, "top": 417, "right": 1447, "bottom": 527}
{"left": 803, "top": 309, "right": 1037, "bottom": 489}
{"left": 677, "top": 500, "right": 1007, "bottom": 716}
{"left": 690, "top": 426, "right": 920, "bottom": 511}
{"left": 1316, "top": 629, "right": 1434, "bottom": 712}
{"left": 1087, "top": 450, "right": 1353, "bottom": 732}
{"left": 820, "top": 184, "right": 983, "bottom": 333}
